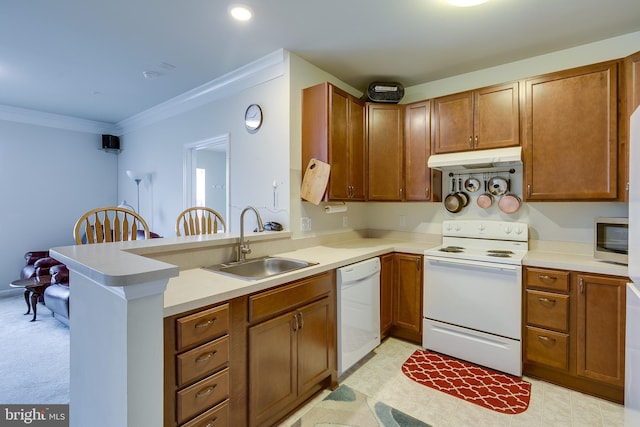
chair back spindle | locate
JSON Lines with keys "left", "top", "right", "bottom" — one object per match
{"left": 176, "top": 207, "right": 226, "bottom": 236}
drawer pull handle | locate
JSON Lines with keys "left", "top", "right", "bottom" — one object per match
{"left": 195, "top": 318, "right": 217, "bottom": 329}
{"left": 204, "top": 417, "right": 218, "bottom": 427}
{"left": 195, "top": 385, "right": 217, "bottom": 398}
{"left": 537, "top": 297, "right": 556, "bottom": 304}
{"left": 196, "top": 350, "right": 218, "bottom": 363}
{"left": 538, "top": 275, "right": 557, "bottom": 282}
{"left": 537, "top": 335, "right": 556, "bottom": 343}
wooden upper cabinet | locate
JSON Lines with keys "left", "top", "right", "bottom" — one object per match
{"left": 302, "top": 82, "right": 365, "bottom": 201}
{"left": 405, "top": 100, "right": 441, "bottom": 202}
{"left": 620, "top": 50, "right": 640, "bottom": 202}
{"left": 367, "top": 103, "right": 404, "bottom": 201}
{"left": 523, "top": 61, "right": 618, "bottom": 201}
{"left": 432, "top": 82, "right": 519, "bottom": 154}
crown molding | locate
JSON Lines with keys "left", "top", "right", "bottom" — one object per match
{"left": 0, "top": 49, "right": 287, "bottom": 136}
{"left": 0, "top": 104, "right": 119, "bottom": 134}
{"left": 118, "top": 49, "right": 287, "bottom": 135}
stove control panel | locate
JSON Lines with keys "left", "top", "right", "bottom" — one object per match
{"left": 442, "top": 220, "right": 528, "bottom": 242}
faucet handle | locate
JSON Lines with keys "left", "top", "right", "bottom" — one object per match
{"left": 241, "top": 242, "right": 252, "bottom": 254}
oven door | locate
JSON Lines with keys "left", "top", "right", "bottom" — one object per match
{"left": 424, "top": 256, "right": 522, "bottom": 340}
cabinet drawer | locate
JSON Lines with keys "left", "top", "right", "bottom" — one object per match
{"left": 248, "top": 272, "right": 333, "bottom": 323}
{"left": 177, "top": 335, "right": 230, "bottom": 387}
{"left": 176, "top": 368, "right": 229, "bottom": 425}
{"left": 526, "top": 290, "right": 569, "bottom": 332}
{"left": 180, "top": 399, "right": 229, "bottom": 427}
{"left": 525, "top": 326, "right": 569, "bottom": 370}
{"left": 526, "top": 268, "right": 570, "bottom": 292}
{"left": 176, "top": 304, "right": 229, "bottom": 350}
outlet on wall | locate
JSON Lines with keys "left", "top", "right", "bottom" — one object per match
{"left": 399, "top": 215, "right": 407, "bottom": 227}
{"left": 342, "top": 216, "right": 348, "bottom": 228}
{"left": 300, "top": 217, "right": 312, "bottom": 231}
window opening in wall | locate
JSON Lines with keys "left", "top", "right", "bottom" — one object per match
{"left": 196, "top": 168, "right": 206, "bottom": 206}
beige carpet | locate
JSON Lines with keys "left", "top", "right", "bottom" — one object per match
{"left": 292, "top": 384, "right": 431, "bottom": 427}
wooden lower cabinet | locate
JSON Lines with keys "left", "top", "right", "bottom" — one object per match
{"left": 248, "top": 271, "right": 336, "bottom": 427}
{"left": 379, "top": 254, "right": 394, "bottom": 338}
{"left": 523, "top": 266, "right": 626, "bottom": 403}
{"left": 575, "top": 273, "right": 626, "bottom": 387}
{"left": 380, "top": 252, "right": 423, "bottom": 344}
{"left": 164, "top": 299, "right": 248, "bottom": 427}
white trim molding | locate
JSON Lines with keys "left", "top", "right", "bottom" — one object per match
{"left": 0, "top": 104, "right": 119, "bottom": 135}
{"left": 119, "top": 49, "right": 287, "bottom": 134}
{"left": 0, "top": 49, "right": 288, "bottom": 137}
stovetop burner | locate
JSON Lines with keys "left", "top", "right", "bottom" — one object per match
{"left": 439, "top": 246, "right": 465, "bottom": 253}
{"left": 486, "top": 249, "right": 515, "bottom": 258}
{"left": 487, "top": 252, "right": 512, "bottom": 258}
{"left": 424, "top": 220, "right": 529, "bottom": 265}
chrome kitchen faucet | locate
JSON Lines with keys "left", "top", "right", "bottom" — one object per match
{"left": 238, "top": 206, "right": 265, "bottom": 262}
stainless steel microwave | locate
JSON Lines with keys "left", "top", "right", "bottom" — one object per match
{"left": 594, "top": 217, "right": 628, "bottom": 265}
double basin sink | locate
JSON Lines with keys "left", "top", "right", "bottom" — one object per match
{"left": 204, "top": 256, "right": 318, "bottom": 280}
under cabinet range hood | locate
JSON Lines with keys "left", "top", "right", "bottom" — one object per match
{"left": 427, "top": 146, "right": 522, "bottom": 171}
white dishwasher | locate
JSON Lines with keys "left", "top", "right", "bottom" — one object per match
{"left": 337, "top": 257, "right": 381, "bottom": 376}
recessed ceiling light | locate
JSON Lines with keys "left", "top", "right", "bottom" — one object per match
{"left": 142, "top": 71, "right": 161, "bottom": 79}
{"left": 229, "top": 4, "right": 253, "bottom": 21}
{"left": 445, "top": 0, "right": 489, "bottom": 7}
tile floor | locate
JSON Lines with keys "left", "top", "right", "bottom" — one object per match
{"left": 281, "top": 337, "right": 626, "bottom": 427}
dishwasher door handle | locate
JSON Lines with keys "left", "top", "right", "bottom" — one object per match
{"left": 340, "top": 273, "right": 379, "bottom": 288}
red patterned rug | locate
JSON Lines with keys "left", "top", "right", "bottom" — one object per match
{"left": 401, "top": 349, "right": 531, "bottom": 414}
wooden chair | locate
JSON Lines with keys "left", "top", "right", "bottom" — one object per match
{"left": 74, "top": 207, "right": 150, "bottom": 244}
{"left": 176, "top": 207, "right": 226, "bottom": 236}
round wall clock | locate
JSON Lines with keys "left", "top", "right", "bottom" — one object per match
{"left": 244, "top": 103, "right": 263, "bottom": 133}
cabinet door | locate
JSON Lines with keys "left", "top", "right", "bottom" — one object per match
{"left": 379, "top": 254, "right": 394, "bottom": 336}
{"left": 575, "top": 273, "right": 626, "bottom": 387}
{"left": 432, "top": 91, "right": 474, "bottom": 153}
{"left": 348, "top": 95, "right": 366, "bottom": 200}
{"left": 621, "top": 51, "right": 640, "bottom": 202}
{"left": 393, "top": 253, "right": 423, "bottom": 338}
{"left": 523, "top": 62, "right": 618, "bottom": 200}
{"left": 475, "top": 82, "right": 520, "bottom": 150}
{"left": 328, "top": 86, "right": 352, "bottom": 200}
{"left": 248, "top": 311, "right": 297, "bottom": 426}
{"left": 367, "top": 104, "right": 403, "bottom": 200}
{"left": 405, "top": 101, "right": 434, "bottom": 201}
{"left": 296, "top": 297, "right": 332, "bottom": 394}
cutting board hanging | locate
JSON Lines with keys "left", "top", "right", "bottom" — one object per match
{"left": 301, "top": 158, "right": 331, "bottom": 205}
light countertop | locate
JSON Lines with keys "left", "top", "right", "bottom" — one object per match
{"left": 163, "top": 238, "right": 433, "bottom": 316}
{"left": 53, "top": 231, "right": 630, "bottom": 318}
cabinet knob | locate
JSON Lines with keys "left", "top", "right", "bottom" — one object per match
{"left": 527, "top": 184, "right": 531, "bottom": 198}
{"left": 468, "top": 136, "right": 473, "bottom": 148}
{"left": 538, "top": 275, "right": 557, "bottom": 282}
{"left": 579, "top": 277, "right": 584, "bottom": 294}
{"left": 425, "top": 188, "right": 430, "bottom": 199}
{"left": 474, "top": 135, "right": 478, "bottom": 147}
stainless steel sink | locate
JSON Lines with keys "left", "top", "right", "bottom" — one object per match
{"left": 203, "top": 256, "right": 317, "bottom": 280}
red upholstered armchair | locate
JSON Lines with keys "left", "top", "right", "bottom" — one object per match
{"left": 21, "top": 251, "right": 62, "bottom": 280}
{"left": 44, "top": 264, "right": 70, "bottom": 325}
{"left": 20, "top": 251, "right": 69, "bottom": 324}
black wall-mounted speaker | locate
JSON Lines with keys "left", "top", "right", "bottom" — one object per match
{"left": 102, "top": 134, "right": 120, "bottom": 150}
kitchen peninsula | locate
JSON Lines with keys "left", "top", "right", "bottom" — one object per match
{"left": 50, "top": 229, "right": 627, "bottom": 427}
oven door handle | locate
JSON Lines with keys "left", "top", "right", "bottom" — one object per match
{"left": 425, "top": 256, "right": 520, "bottom": 271}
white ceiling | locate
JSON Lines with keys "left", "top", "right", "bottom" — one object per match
{"left": 2, "top": 0, "right": 640, "bottom": 124}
